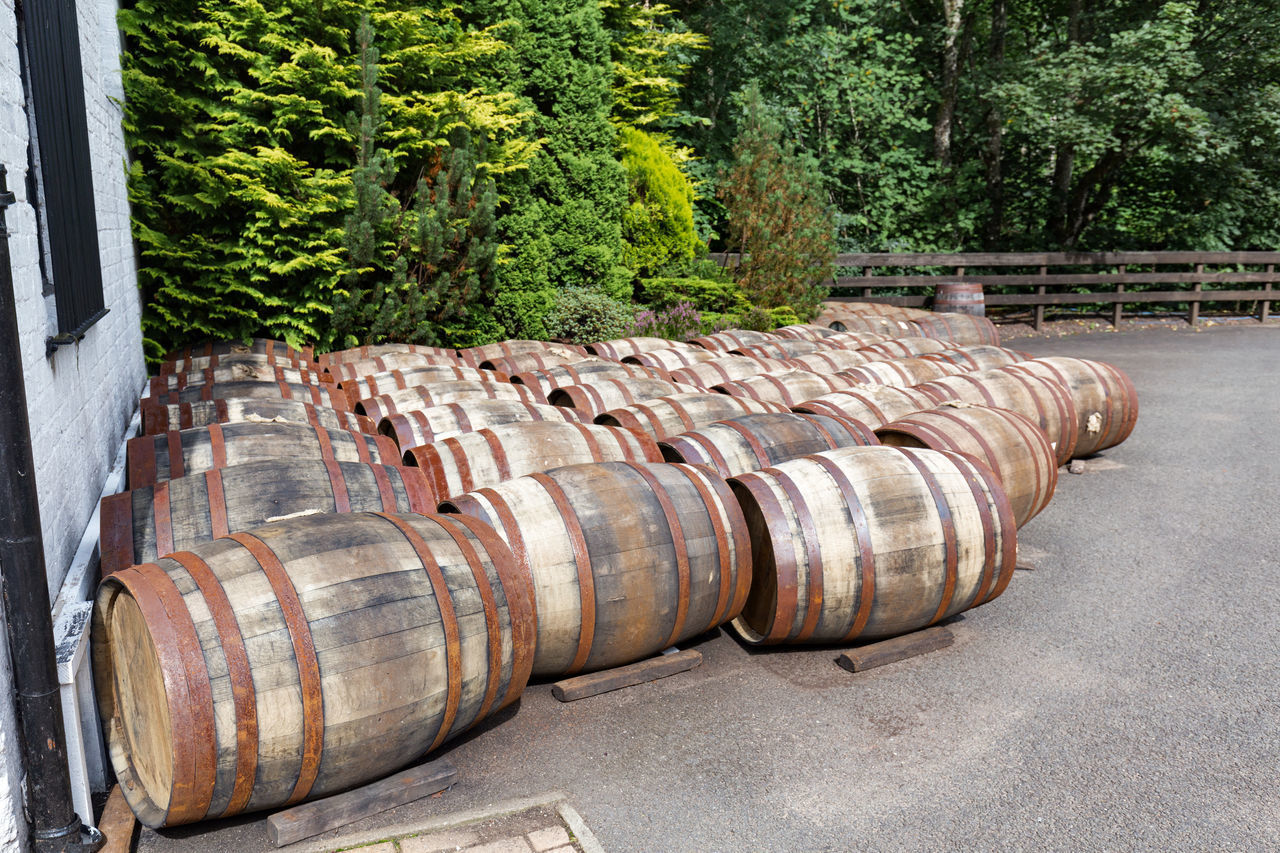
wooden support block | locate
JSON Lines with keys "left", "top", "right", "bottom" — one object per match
{"left": 552, "top": 648, "right": 702, "bottom": 702}
{"left": 99, "top": 785, "right": 137, "bottom": 853}
{"left": 266, "top": 758, "right": 457, "bottom": 847}
{"left": 835, "top": 626, "right": 954, "bottom": 673}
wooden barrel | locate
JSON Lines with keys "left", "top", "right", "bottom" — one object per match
{"left": 457, "top": 340, "right": 585, "bottom": 367}
{"left": 406, "top": 421, "right": 662, "bottom": 499}
{"left": 512, "top": 361, "right": 668, "bottom": 396}
{"left": 337, "top": 366, "right": 508, "bottom": 408}
{"left": 713, "top": 371, "right": 858, "bottom": 407}
{"left": 150, "top": 364, "right": 333, "bottom": 397}
{"left": 819, "top": 302, "right": 931, "bottom": 320}
{"left": 784, "top": 350, "right": 872, "bottom": 373}
{"left": 316, "top": 343, "right": 457, "bottom": 366}
{"left": 126, "top": 423, "right": 400, "bottom": 488}
{"left": 660, "top": 412, "right": 878, "bottom": 478}
{"left": 159, "top": 352, "right": 310, "bottom": 378}
{"left": 912, "top": 313, "right": 1000, "bottom": 346}
{"left": 480, "top": 348, "right": 595, "bottom": 375}
{"left": 838, "top": 357, "right": 965, "bottom": 387}
{"left": 774, "top": 324, "right": 837, "bottom": 340}
{"left": 826, "top": 314, "right": 924, "bottom": 338}
{"left": 100, "top": 460, "right": 435, "bottom": 575}
{"left": 731, "top": 339, "right": 824, "bottom": 360}
{"left": 934, "top": 282, "right": 985, "bottom": 316}
{"left": 586, "top": 337, "right": 695, "bottom": 360}
{"left": 1001, "top": 358, "right": 1138, "bottom": 457}
{"left": 162, "top": 339, "right": 313, "bottom": 371}
{"left": 547, "top": 378, "right": 693, "bottom": 418}
{"left": 93, "top": 510, "right": 532, "bottom": 828}
{"left": 690, "top": 329, "right": 778, "bottom": 351}
{"left": 621, "top": 346, "right": 721, "bottom": 371}
{"left": 876, "top": 405, "right": 1057, "bottom": 527}
{"left": 820, "top": 331, "right": 887, "bottom": 349}
{"left": 920, "top": 345, "right": 1028, "bottom": 372}
{"left": 916, "top": 370, "right": 1078, "bottom": 464}
{"left": 148, "top": 380, "right": 349, "bottom": 411}
{"left": 666, "top": 357, "right": 791, "bottom": 388}
{"left": 729, "top": 446, "right": 1016, "bottom": 645}
{"left": 378, "top": 401, "right": 585, "bottom": 450}
{"left": 792, "top": 386, "right": 934, "bottom": 427}
{"left": 857, "top": 337, "right": 950, "bottom": 359}
{"left": 596, "top": 393, "right": 791, "bottom": 441}
{"left": 355, "top": 381, "right": 547, "bottom": 422}
{"left": 441, "top": 461, "right": 750, "bottom": 677}
{"left": 325, "top": 353, "right": 480, "bottom": 383}
{"left": 141, "top": 399, "right": 375, "bottom": 437}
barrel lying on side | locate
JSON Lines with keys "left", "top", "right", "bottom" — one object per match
{"left": 793, "top": 386, "right": 934, "bottom": 428}
{"left": 1001, "top": 357, "right": 1138, "bottom": 457}
{"left": 441, "top": 462, "right": 751, "bottom": 677}
{"left": 731, "top": 339, "right": 824, "bottom": 360}
{"left": 149, "top": 363, "right": 330, "bottom": 396}
{"left": 622, "top": 346, "right": 721, "bottom": 371}
{"left": 355, "top": 381, "right": 547, "bottom": 422}
{"left": 405, "top": 421, "right": 663, "bottom": 498}
{"left": 480, "top": 349, "right": 595, "bottom": 375}
{"left": 458, "top": 340, "right": 585, "bottom": 367}
{"left": 149, "top": 380, "right": 349, "bottom": 411}
{"left": 126, "top": 422, "right": 400, "bottom": 487}
{"left": 547, "top": 378, "right": 693, "bottom": 418}
{"left": 586, "top": 337, "right": 695, "bottom": 360}
{"left": 691, "top": 329, "right": 778, "bottom": 351}
{"left": 99, "top": 460, "right": 434, "bottom": 574}
{"left": 876, "top": 405, "right": 1057, "bottom": 527}
{"left": 838, "top": 357, "right": 964, "bottom": 387}
{"left": 595, "top": 393, "right": 791, "bottom": 441}
{"left": 378, "top": 400, "right": 585, "bottom": 450}
{"left": 729, "top": 446, "right": 1016, "bottom": 645}
{"left": 161, "top": 339, "right": 313, "bottom": 371}
{"left": 141, "top": 399, "right": 376, "bottom": 437}
{"left": 317, "top": 343, "right": 456, "bottom": 365}
{"left": 323, "top": 352, "right": 464, "bottom": 381}
{"left": 338, "top": 366, "right": 507, "bottom": 408}
{"left": 857, "top": 337, "right": 950, "bottom": 359}
{"left": 666, "top": 356, "right": 790, "bottom": 388}
{"left": 911, "top": 313, "right": 1000, "bottom": 347}
{"left": 920, "top": 345, "right": 1028, "bottom": 372}
{"left": 660, "top": 412, "right": 878, "bottom": 478}
{"left": 93, "top": 511, "right": 533, "bottom": 828}
{"left": 512, "top": 361, "right": 669, "bottom": 396}
{"left": 774, "top": 324, "right": 838, "bottom": 341}
{"left": 713, "top": 371, "right": 858, "bottom": 407}
{"left": 785, "top": 350, "right": 871, "bottom": 373}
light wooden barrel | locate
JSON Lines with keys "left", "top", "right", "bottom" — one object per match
{"left": 316, "top": 343, "right": 457, "bottom": 366}
{"left": 916, "top": 370, "right": 1078, "bottom": 464}
{"left": 1001, "top": 358, "right": 1138, "bottom": 457}
{"left": 792, "top": 386, "right": 935, "bottom": 427}
{"left": 659, "top": 412, "right": 879, "bottom": 477}
{"left": 827, "top": 314, "right": 924, "bottom": 338}
{"left": 820, "top": 331, "right": 888, "bottom": 349}
{"left": 934, "top": 282, "right": 985, "bottom": 316}
{"left": 912, "top": 313, "right": 1000, "bottom": 346}
{"left": 480, "top": 348, "right": 596, "bottom": 375}
{"left": 338, "top": 366, "right": 507, "bottom": 408}
{"left": 731, "top": 339, "right": 824, "bottom": 360}
{"left": 148, "top": 381, "right": 349, "bottom": 411}
{"left": 457, "top": 340, "right": 585, "bottom": 367}
{"left": 126, "top": 422, "right": 401, "bottom": 487}
{"left": 774, "top": 324, "right": 837, "bottom": 340}
{"left": 378, "top": 401, "right": 585, "bottom": 450}
{"left": 857, "top": 337, "right": 950, "bottom": 359}
{"left": 141, "top": 399, "right": 375, "bottom": 437}
{"left": 93, "top": 510, "right": 533, "bottom": 828}
{"left": 920, "top": 345, "right": 1028, "bottom": 372}
{"left": 820, "top": 302, "right": 931, "bottom": 320}
{"left": 323, "top": 352, "right": 463, "bottom": 381}
{"left": 729, "top": 446, "right": 1016, "bottom": 645}
{"left": 158, "top": 353, "right": 312, "bottom": 378}
{"left": 512, "top": 361, "right": 668, "bottom": 396}
{"left": 406, "top": 421, "right": 662, "bottom": 499}
{"left": 690, "top": 330, "right": 778, "bottom": 351}
{"left": 666, "top": 357, "right": 790, "bottom": 388}
{"left": 161, "top": 339, "right": 313, "bottom": 371}
{"left": 622, "top": 346, "right": 721, "bottom": 371}
{"left": 547, "top": 378, "right": 693, "bottom": 418}
{"left": 99, "top": 460, "right": 435, "bottom": 575}
{"left": 441, "top": 461, "right": 750, "bottom": 677}
{"left": 355, "top": 381, "right": 547, "bottom": 422}
{"left": 713, "top": 371, "right": 858, "bottom": 407}
{"left": 586, "top": 337, "right": 694, "bottom": 360}
{"left": 838, "top": 357, "right": 965, "bottom": 387}
{"left": 784, "top": 350, "right": 872, "bottom": 373}
{"left": 876, "top": 405, "right": 1057, "bottom": 527}
{"left": 595, "top": 393, "right": 791, "bottom": 441}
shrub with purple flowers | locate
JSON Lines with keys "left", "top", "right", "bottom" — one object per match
{"left": 627, "top": 301, "right": 703, "bottom": 341}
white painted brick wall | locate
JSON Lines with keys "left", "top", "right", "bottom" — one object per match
{"left": 1, "top": 0, "right": 144, "bottom": 842}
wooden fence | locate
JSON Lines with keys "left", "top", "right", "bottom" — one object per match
{"left": 713, "top": 251, "right": 1277, "bottom": 330}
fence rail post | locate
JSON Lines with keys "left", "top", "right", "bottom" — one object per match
{"left": 1113, "top": 264, "right": 1126, "bottom": 327}
{"left": 1034, "top": 266, "right": 1047, "bottom": 330}
{"left": 1263, "top": 265, "right": 1273, "bottom": 323}
{"left": 1190, "top": 262, "right": 1204, "bottom": 325}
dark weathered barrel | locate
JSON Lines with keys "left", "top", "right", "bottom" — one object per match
{"left": 406, "top": 421, "right": 662, "bottom": 498}
{"left": 713, "top": 371, "right": 859, "bottom": 407}
{"left": 731, "top": 339, "right": 825, "bottom": 360}
{"left": 162, "top": 339, "right": 313, "bottom": 371}
{"left": 838, "top": 357, "right": 965, "bottom": 387}
{"left": 666, "top": 356, "right": 791, "bottom": 388}
{"left": 595, "top": 393, "right": 791, "bottom": 441}
{"left": 729, "top": 446, "right": 1016, "bottom": 644}
{"left": 1001, "top": 357, "right": 1138, "bottom": 457}
{"left": 547, "top": 378, "right": 693, "bottom": 418}
{"left": 911, "top": 312, "right": 1000, "bottom": 346}
{"left": 126, "top": 422, "right": 401, "bottom": 487}
{"left": 141, "top": 399, "right": 376, "bottom": 437}
{"left": 480, "top": 348, "right": 596, "bottom": 375}
{"left": 774, "top": 324, "right": 838, "bottom": 340}
{"left": 338, "top": 366, "right": 508, "bottom": 408}
{"left": 316, "top": 343, "right": 457, "bottom": 366}
{"left": 93, "top": 511, "right": 532, "bottom": 828}
{"left": 148, "top": 380, "right": 349, "bottom": 411}
{"left": 876, "top": 404, "right": 1057, "bottom": 527}
{"left": 792, "top": 386, "right": 935, "bottom": 427}
{"left": 355, "top": 381, "right": 547, "bottom": 422}
{"left": 660, "top": 412, "right": 878, "bottom": 478}
{"left": 441, "top": 462, "right": 750, "bottom": 676}
{"left": 378, "top": 400, "right": 585, "bottom": 450}
{"left": 622, "top": 346, "right": 721, "bottom": 371}
{"left": 934, "top": 282, "right": 985, "bottom": 316}
{"left": 690, "top": 329, "right": 778, "bottom": 351}
{"left": 99, "top": 460, "right": 434, "bottom": 575}
{"left": 920, "top": 345, "right": 1028, "bottom": 372}
{"left": 512, "top": 361, "right": 668, "bottom": 396}
{"left": 159, "top": 352, "right": 309, "bottom": 378}
{"left": 586, "top": 337, "right": 695, "bottom": 361}
{"left": 457, "top": 340, "right": 586, "bottom": 367}
{"left": 784, "top": 349, "right": 872, "bottom": 373}
{"left": 857, "top": 337, "right": 950, "bottom": 359}
{"left": 323, "top": 352, "right": 464, "bottom": 381}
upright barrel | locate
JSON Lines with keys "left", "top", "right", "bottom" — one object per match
{"left": 934, "top": 282, "right": 985, "bottom": 316}
{"left": 93, "top": 511, "right": 533, "bottom": 827}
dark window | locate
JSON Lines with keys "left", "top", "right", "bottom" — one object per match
{"left": 18, "top": 0, "right": 108, "bottom": 354}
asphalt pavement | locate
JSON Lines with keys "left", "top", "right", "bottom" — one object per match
{"left": 138, "top": 322, "right": 1280, "bottom": 853}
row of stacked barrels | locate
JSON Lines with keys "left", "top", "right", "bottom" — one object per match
{"left": 93, "top": 304, "right": 1138, "bottom": 829}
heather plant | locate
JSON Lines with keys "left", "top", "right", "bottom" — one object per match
{"left": 627, "top": 301, "right": 703, "bottom": 341}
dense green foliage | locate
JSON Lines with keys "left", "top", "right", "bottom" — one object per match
{"left": 121, "top": 0, "right": 1280, "bottom": 353}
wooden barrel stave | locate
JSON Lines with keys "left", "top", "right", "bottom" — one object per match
{"left": 378, "top": 400, "right": 585, "bottom": 450}
{"left": 141, "top": 399, "right": 376, "bottom": 437}
{"left": 660, "top": 412, "right": 879, "bottom": 478}
{"left": 595, "top": 393, "right": 791, "bottom": 441}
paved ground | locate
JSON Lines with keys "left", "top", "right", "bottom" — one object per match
{"left": 137, "top": 322, "right": 1280, "bottom": 853}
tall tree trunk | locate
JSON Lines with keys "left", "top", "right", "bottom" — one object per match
{"left": 1048, "top": 0, "right": 1085, "bottom": 246}
{"left": 981, "top": 0, "right": 1007, "bottom": 248}
{"left": 933, "top": 0, "right": 966, "bottom": 167}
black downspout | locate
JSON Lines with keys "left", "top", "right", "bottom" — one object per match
{"left": 0, "top": 166, "right": 104, "bottom": 853}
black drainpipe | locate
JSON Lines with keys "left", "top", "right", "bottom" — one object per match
{"left": 0, "top": 166, "right": 104, "bottom": 852}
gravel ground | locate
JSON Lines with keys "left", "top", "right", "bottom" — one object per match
{"left": 136, "top": 322, "right": 1280, "bottom": 853}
